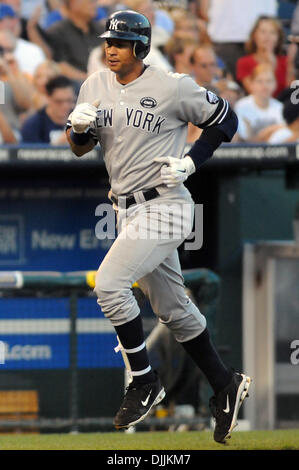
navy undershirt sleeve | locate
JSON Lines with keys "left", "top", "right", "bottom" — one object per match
{"left": 187, "top": 108, "right": 238, "bottom": 170}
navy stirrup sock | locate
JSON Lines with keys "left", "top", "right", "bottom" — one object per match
{"left": 181, "top": 328, "right": 232, "bottom": 395}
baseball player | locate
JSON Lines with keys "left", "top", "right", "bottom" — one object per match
{"left": 66, "top": 10, "right": 251, "bottom": 444}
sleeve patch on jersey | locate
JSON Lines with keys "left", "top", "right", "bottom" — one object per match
{"left": 206, "top": 90, "right": 219, "bottom": 104}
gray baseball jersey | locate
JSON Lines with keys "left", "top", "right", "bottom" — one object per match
{"left": 74, "top": 65, "right": 226, "bottom": 196}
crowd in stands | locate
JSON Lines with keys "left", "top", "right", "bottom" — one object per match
{"left": 0, "top": 0, "right": 299, "bottom": 146}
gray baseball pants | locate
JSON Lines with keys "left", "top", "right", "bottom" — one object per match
{"left": 94, "top": 184, "right": 206, "bottom": 343}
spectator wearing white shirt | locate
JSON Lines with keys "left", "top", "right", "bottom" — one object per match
{"left": 235, "top": 63, "right": 285, "bottom": 142}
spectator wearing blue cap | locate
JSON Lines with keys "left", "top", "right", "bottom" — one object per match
{"left": 0, "top": 3, "right": 16, "bottom": 29}
{"left": 0, "top": 0, "right": 29, "bottom": 39}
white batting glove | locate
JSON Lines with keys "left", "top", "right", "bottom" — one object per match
{"left": 70, "top": 101, "right": 99, "bottom": 134}
{"left": 154, "top": 155, "right": 196, "bottom": 188}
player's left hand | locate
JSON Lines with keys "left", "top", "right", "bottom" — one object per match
{"left": 154, "top": 156, "right": 195, "bottom": 188}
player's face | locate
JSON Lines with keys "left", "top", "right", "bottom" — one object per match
{"left": 105, "top": 39, "right": 139, "bottom": 78}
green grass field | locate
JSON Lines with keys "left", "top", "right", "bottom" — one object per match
{"left": 0, "top": 430, "right": 299, "bottom": 450}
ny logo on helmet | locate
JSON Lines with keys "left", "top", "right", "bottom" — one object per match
{"left": 109, "top": 18, "right": 119, "bottom": 30}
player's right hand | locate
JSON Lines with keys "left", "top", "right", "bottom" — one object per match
{"left": 70, "top": 101, "right": 100, "bottom": 134}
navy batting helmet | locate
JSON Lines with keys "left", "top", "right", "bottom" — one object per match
{"left": 100, "top": 10, "right": 151, "bottom": 60}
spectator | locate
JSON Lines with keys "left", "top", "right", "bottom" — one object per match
{"left": 31, "top": 60, "right": 61, "bottom": 110}
{"left": 0, "top": 3, "right": 17, "bottom": 31}
{"left": 21, "top": 75, "right": 75, "bottom": 144}
{"left": 200, "top": 0, "right": 277, "bottom": 78}
{"left": 268, "top": 96, "right": 299, "bottom": 143}
{"left": 172, "top": 9, "right": 227, "bottom": 77}
{"left": 170, "top": 9, "right": 201, "bottom": 43}
{"left": 0, "top": 0, "right": 28, "bottom": 39}
{"left": 164, "top": 36, "right": 198, "bottom": 73}
{"left": 0, "top": 3, "right": 46, "bottom": 75}
{"left": 190, "top": 44, "right": 221, "bottom": 91}
{"left": 234, "top": 64, "right": 285, "bottom": 142}
{"left": 45, "top": 0, "right": 105, "bottom": 82}
{"left": 236, "top": 16, "right": 292, "bottom": 98}
{"left": 0, "top": 29, "right": 34, "bottom": 134}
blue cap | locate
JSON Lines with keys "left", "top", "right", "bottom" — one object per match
{"left": 0, "top": 4, "right": 17, "bottom": 20}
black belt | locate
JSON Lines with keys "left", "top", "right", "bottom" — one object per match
{"left": 111, "top": 188, "right": 159, "bottom": 209}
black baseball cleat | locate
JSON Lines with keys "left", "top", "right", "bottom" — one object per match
{"left": 114, "top": 373, "right": 166, "bottom": 429}
{"left": 209, "top": 372, "right": 251, "bottom": 444}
